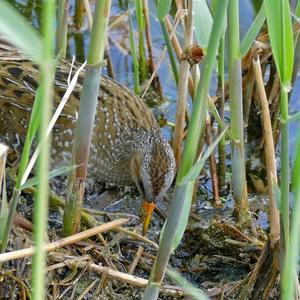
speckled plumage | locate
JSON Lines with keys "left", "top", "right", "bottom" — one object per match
{"left": 0, "top": 45, "right": 176, "bottom": 203}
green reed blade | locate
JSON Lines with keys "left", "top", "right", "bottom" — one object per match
{"left": 193, "top": 0, "right": 213, "bottom": 49}
{"left": 0, "top": 1, "right": 42, "bottom": 62}
{"left": 157, "top": 0, "right": 172, "bottom": 20}
{"left": 240, "top": 4, "right": 265, "bottom": 57}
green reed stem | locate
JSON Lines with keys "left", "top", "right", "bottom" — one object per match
{"left": 135, "top": 0, "right": 148, "bottom": 82}
{"left": 143, "top": 2, "right": 228, "bottom": 299}
{"left": 177, "top": 2, "right": 228, "bottom": 181}
{"left": 280, "top": 88, "right": 290, "bottom": 249}
{"left": 217, "top": 34, "right": 226, "bottom": 189}
{"left": 74, "top": 0, "right": 84, "bottom": 28}
{"left": 282, "top": 129, "right": 300, "bottom": 300}
{"left": 31, "top": 1, "right": 55, "bottom": 299}
{"left": 160, "top": 20, "right": 178, "bottom": 85}
{"left": 264, "top": 0, "right": 294, "bottom": 297}
{"left": 63, "top": 0, "right": 111, "bottom": 236}
{"left": 55, "top": 0, "right": 69, "bottom": 58}
{"left": 227, "top": 0, "right": 250, "bottom": 224}
{"left": 129, "top": 11, "right": 140, "bottom": 94}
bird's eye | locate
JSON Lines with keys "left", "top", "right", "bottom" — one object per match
{"left": 137, "top": 179, "right": 146, "bottom": 198}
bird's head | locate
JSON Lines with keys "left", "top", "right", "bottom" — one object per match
{"left": 130, "top": 138, "right": 176, "bottom": 234}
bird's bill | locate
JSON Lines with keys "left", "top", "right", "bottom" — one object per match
{"left": 142, "top": 201, "right": 156, "bottom": 235}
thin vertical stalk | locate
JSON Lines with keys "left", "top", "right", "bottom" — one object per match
{"left": 164, "top": 16, "right": 196, "bottom": 95}
{"left": 74, "top": 0, "right": 84, "bottom": 28}
{"left": 280, "top": 88, "right": 289, "bottom": 248}
{"left": 205, "top": 117, "right": 220, "bottom": 206}
{"left": 143, "top": 0, "right": 163, "bottom": 101}
{"left": 160, "top": 20, "right": 178, "bottom": 85}
{"left": 252, "top": 56, "right": 280, "bottom": 242}
{"left": 217, "top": 34, "right": 226, "bottom": 189}
{"left": 0, "top": 144, "right": 8, "bottom": 243}
{"left": 227, "top": 0, "right": 250, "bottom": 225}
{"left": 63, "top": 0, "right": 111, "bottom": 235}
{"left": 172, "top": 3, "right": 193, "bottom": 165}
{"left": 31, "top": 1, "right": 55, "bottom": 299}
{"left": 56, "top": 0, "right": 69, "bottom": 58}
{"left": 129, "top": 10, "right": 140, "bottom": 94}
{"left": 282, "top": 131, "right": 300, "bottom": 300}
{"left": 135, "top": 0, "right": 148, "bottom": 82}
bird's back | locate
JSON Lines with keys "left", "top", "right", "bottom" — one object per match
{"left": 0, "top": 44, "right": 161, "bottom": 185}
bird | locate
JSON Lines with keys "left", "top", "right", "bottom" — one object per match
{"left": 0, "top": 43, "right": 176, "bottom": 234}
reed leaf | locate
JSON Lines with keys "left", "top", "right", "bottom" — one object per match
{"left": 167, "top": 268, "right": 210, "bottom": 300}
{"left": 32, "top": 0, "right": 56, "bottom": 297}
{"left": 162, "top": 129, "right": 226, "bottom": 251}
{"left": 129, "top": 11, "right": 140, "bottom": 94}
{"left": 282, "top": 132, "right": 300, "bottom": 299}
{"left": 240, "top": 4, "right": 265, "bottom": 57}
{"left": 193, "top": 0, "right": 213, "bottom": 49}
{"left": 160, "top": 20, "right": 179, "bottom": 85}
{"left": 0, "top": 1, "right": 42, "bottom": 62}
{"left": 157, "top": 0, "right": 172, "bottom": 20}
{"left": 264, "top": 0, "right": 294, "bottom": 88}
{"left": 0, "top": 145, "right": 8, "bottom": 246}
{"left": 180, "top": 129, "right": 227, "bottom": 185}
{"left": 56, "top": 0, "right": 69, "bottom": 58}
{"left": 21, "top": 165, "right": 78, "bottom": 190}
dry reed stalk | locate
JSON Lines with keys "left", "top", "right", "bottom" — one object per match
{"left": 172, "top": 1, "right": 194, "bottom": 165}
{"left": 165, "top": 16, "right": 195, "bottom": 97}
{"left": 0, "top": 218, "right": 128, "bottom": 263}
{"left": 205, "top": 117, "right": 221, "bottom": 206}
{"left": 252, "top": 55, "right": 280, "bottom": 242}
{"left": 142, "top": 0, "right": 164, "bottom": 101}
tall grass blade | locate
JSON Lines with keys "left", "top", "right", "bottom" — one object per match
{"left": 167, "top": 268, "right": 210, "bottom": 300}
{"left": 160, "top": 20, "right": 179, "bottom": 85}
{"left": 180, "top": 129, "right": 227, "bottom": 185}
{"left": 0, "top": 1, "right": 42, "bottom": 62}
{"left": 282, "top": 132, "right": 300, "bottom": 299}
{"left": 193, "top": 0, "right": 213, "bottom": 49}
{"left": 157, "top": 0, "right": 172, "bottom": 20}
{"left": 134, "top": 0, "right": 148, "bottom": 81}
{"left": 21, "top": 165, "right": 78, "bottom": 190}
{"left": 240, "top": 4, "right": 265, "bottom": 57}
{"left": 0, "top": 144, "right": 8, "bottom": 245}
{"left": 264, "top": 0, "right": 294, "bottom": 88}
{"left": 129, "top": 11, "right": 140, "bottom": 94}
{"left": 56, "top": 0, "right": 69, "bottom": 58}
{"left": 32, "top": 0, "right": 55, "bottom": 298}
{"left": 164, "top": 129, "right": 226, "bottom": 250}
